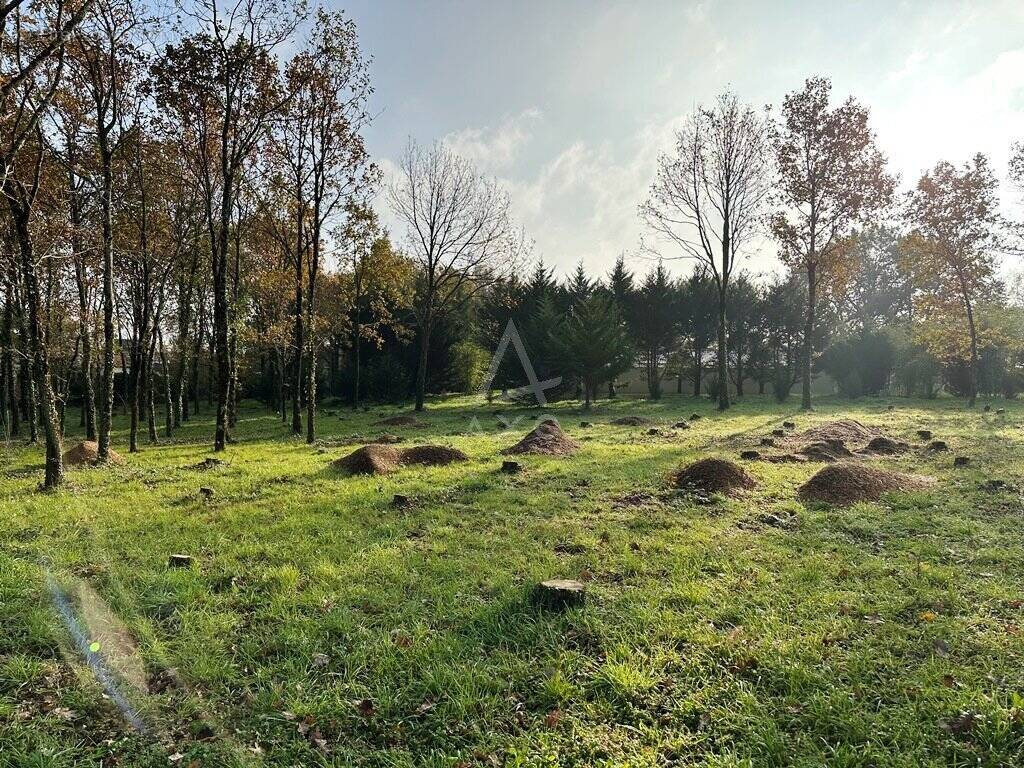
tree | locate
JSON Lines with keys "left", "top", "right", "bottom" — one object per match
{"left": 153, "top": 0, "right": 304, "bottom": 451}
{"left": 632, "top": 262, "right": 678, "bottom": 399}
{"left": 725, "top": 272, "right": 759, "bottom": 396}
{"left": 340, "top": 206, "right": 412, "bottom": 410}
{"left": 642, "top": 91, "right": 771, "bottom": 411}
{"left": 903, "top": 155, "right": 1002, "bottom": 407}
{"left": 70, "top": 0, "right": 142, "bottom": 460}
{"left": 1, "top": 0, "right": 91, "bottom": 487}
{"left": 678, "top": 267, "right": 717, "bottom": 396}
{"left": 548, "top": 292, "right": 632, "bottom": 410}
{"left": 770, "top": 76, "right": 895, "bottom": 410}
{"left": 267, "top": 8, "right": 374, "bottom": 441}
{"left": 387, "top": 139, "right": 526, "bottom": 411}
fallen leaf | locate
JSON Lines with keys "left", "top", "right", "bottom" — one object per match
{"left": 919, "top": 611, "right": 937, "bottom": 622}
{"left": 544, "top": 709, "right": 562, "bottom": 728}
{"left": 942, "top": 711, "right": 981, "bottom": 737}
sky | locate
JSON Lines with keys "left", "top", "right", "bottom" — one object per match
{"left": 335, "top": 0, "right": 1024, "bottom": 282}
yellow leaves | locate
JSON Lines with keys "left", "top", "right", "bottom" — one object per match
{"left": 919, "top": 610, "right": 937, "bottom": 622}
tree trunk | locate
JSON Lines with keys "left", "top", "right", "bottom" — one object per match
{"left": 414, "top": 311, "right": 432, "bottom": 412}
{"left": 352, "top": 319, "right": 361, "bottom": 410}
{"left": 9, "top": 193, "right": 63, "bottom": 487}
{"left": 158, "top": 327, "right": 172, "bottom": 437}
{"left": 693, "top": 347, "right": 702, "bottom": 397}
{"left": 716, "top": 284, "right": 730, "bottom": 411}
{"left": 291, "top": 272, "right": 303, "bottom": 435}
{"left": 98, "top": 137, "right": 116, "bottom": 461}
{"left": 801, "top": 263, "right": 816, "bottom": 411}
{"left": 964, "top": 293, "right": 979, "bottom": 408}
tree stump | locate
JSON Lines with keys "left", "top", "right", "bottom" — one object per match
{"left": 168, "top": 554, "right": 194, "bottom": 569}
{"left": 916, "top": 430, "right": 932, "bottom": 440}
{"left": 771, "top": 429, "right": 785, "bottom": 437}
{"left": 760, "top": 437, "right": 775, "bottom": 447}
{"left": 953, "top": 456, "right": 970, "bottom": 467}
{"left": 673, "top": 421, "right": 690, "bottom": 429}
{"left": 782, "top": 421, "right": 796, "bottom": 429}
{"left": 532, "top": 579, "right": 586, "bottom": 610}
{"left": 501, "top": 460, "right": 522, "bottom": 474}
{"left": 740, "top": 450, "right": 761, "bottom": 460}
{"left": 927, "top": 440, "right": 948, "bottom": 452}
{"left": 392, "top": 494, "right": 411, "bottom": 508}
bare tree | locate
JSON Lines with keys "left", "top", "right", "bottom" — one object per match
{"left": 641, "top": 91, "right": 771, "bottom": 410}
{"left": 770, "top": 76, "right": 895, "bottom": 410}
{"left": 388, "top": 139, "right": 526, "bottom": 411}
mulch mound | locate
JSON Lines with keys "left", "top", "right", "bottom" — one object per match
{"left": 400, "top": 445, "right": 468, "bottom": 467}
{"left": 798, "top": 463, "right": 935, "bottom": 506}
{"left": 610, "top": 416, "right": 652, "bottom": 426}
{"left": 502, "top": 420, "right": 580, "bottom": 456}
{"left": 62, "top": 441, "right": 123, "bottom": 467}
{"left": 669, "top": 457, "right": 756, "bottom": 496}
{"left": 796, "top": 419, "right": 880, "bottom": 444}
{"left": 860, "top": 436, "right": 909, "bottom": 455}
{"left": 797, "top": 439, "right": 855, "bottom": 462}
{"left": 757, "top": 419, "right": 892, "bottom": 464}
{"left": 373, "top": 415, "right": 422, "bottom": 427}
{"left": 332, "top": 444, "right": 402, "bottom": 475}
{"left": 333, "top": 443, "right": 467, "bottom": 475}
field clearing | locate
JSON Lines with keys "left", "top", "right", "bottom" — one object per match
{"left": 2, "top": 395, "right": 1024, "bottom": 767}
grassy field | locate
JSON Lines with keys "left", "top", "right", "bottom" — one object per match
{"left": 2, "top": 394, "right": 1024, "bottom": 767}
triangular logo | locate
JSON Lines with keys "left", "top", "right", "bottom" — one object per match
{"left": 478, "top": 319, "right": 561, "bottom": 406}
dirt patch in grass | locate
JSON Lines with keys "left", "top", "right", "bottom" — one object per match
{"left": 609, "top": 416, "right": 652, "bottom": 426}
{"left": 400, "top": 445, "right": 468, "bottom": 466}
{"left": 798, "top": 463, "right": 935, "bottom": 505}
{"left": 373, "top": 415, "right": 422, "bottom": 427}
{"left": 332, "top": 445, "right": 402, "bottom": 475}
{"left": 758, "top": 419, "right": 897, "bottom": 464}
{"left": 62, "top": 441, "right": 122, "bottom": 467}
{"left": 502, "top": 420, "right": 580, "bottom": 456}
{"left": 333, "top": 443, "right": 467, "bottom": 474}
{"left": 669, "top": 457, "right": 756, "bottom": 496}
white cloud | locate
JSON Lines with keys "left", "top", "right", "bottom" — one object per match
{"left": 441, "top": 108, "right": 542, "bottom": 172}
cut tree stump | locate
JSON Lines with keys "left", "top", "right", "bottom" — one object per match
{"left": 782, "top": 421, "right": 796, "bottom": 429}
{"left": 532, "top": 579, "right": 586, "bottom": 610}
{"left": 772, "top": 429, "right": 785, "bottom": 437}
{"left": 760, "top": 438, "right": 776, "bottom": 447}
{"left": 916, "top": 430, "right": 932, "bottom": 440}
{"left": 168, "top": 554, "right": 194, "bottom": 569}
{"left": 954, "top": 456, "right": 970, "bottom": 467}
{"left": 928, "top": 440, "right": 948, "bottom": 451}
{"left": 501, "top": 460, "right": 522, "bottom": 474}
{"left": 740, "top": 450, "right": 761, "bottom": 460}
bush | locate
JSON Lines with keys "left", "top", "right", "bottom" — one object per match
{"left": 448, "top": 341, "right": 491, "bottom": 394}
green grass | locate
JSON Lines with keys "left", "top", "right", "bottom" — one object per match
{"left": 2, "top": 393, "right": 1024, "bottom": 766}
